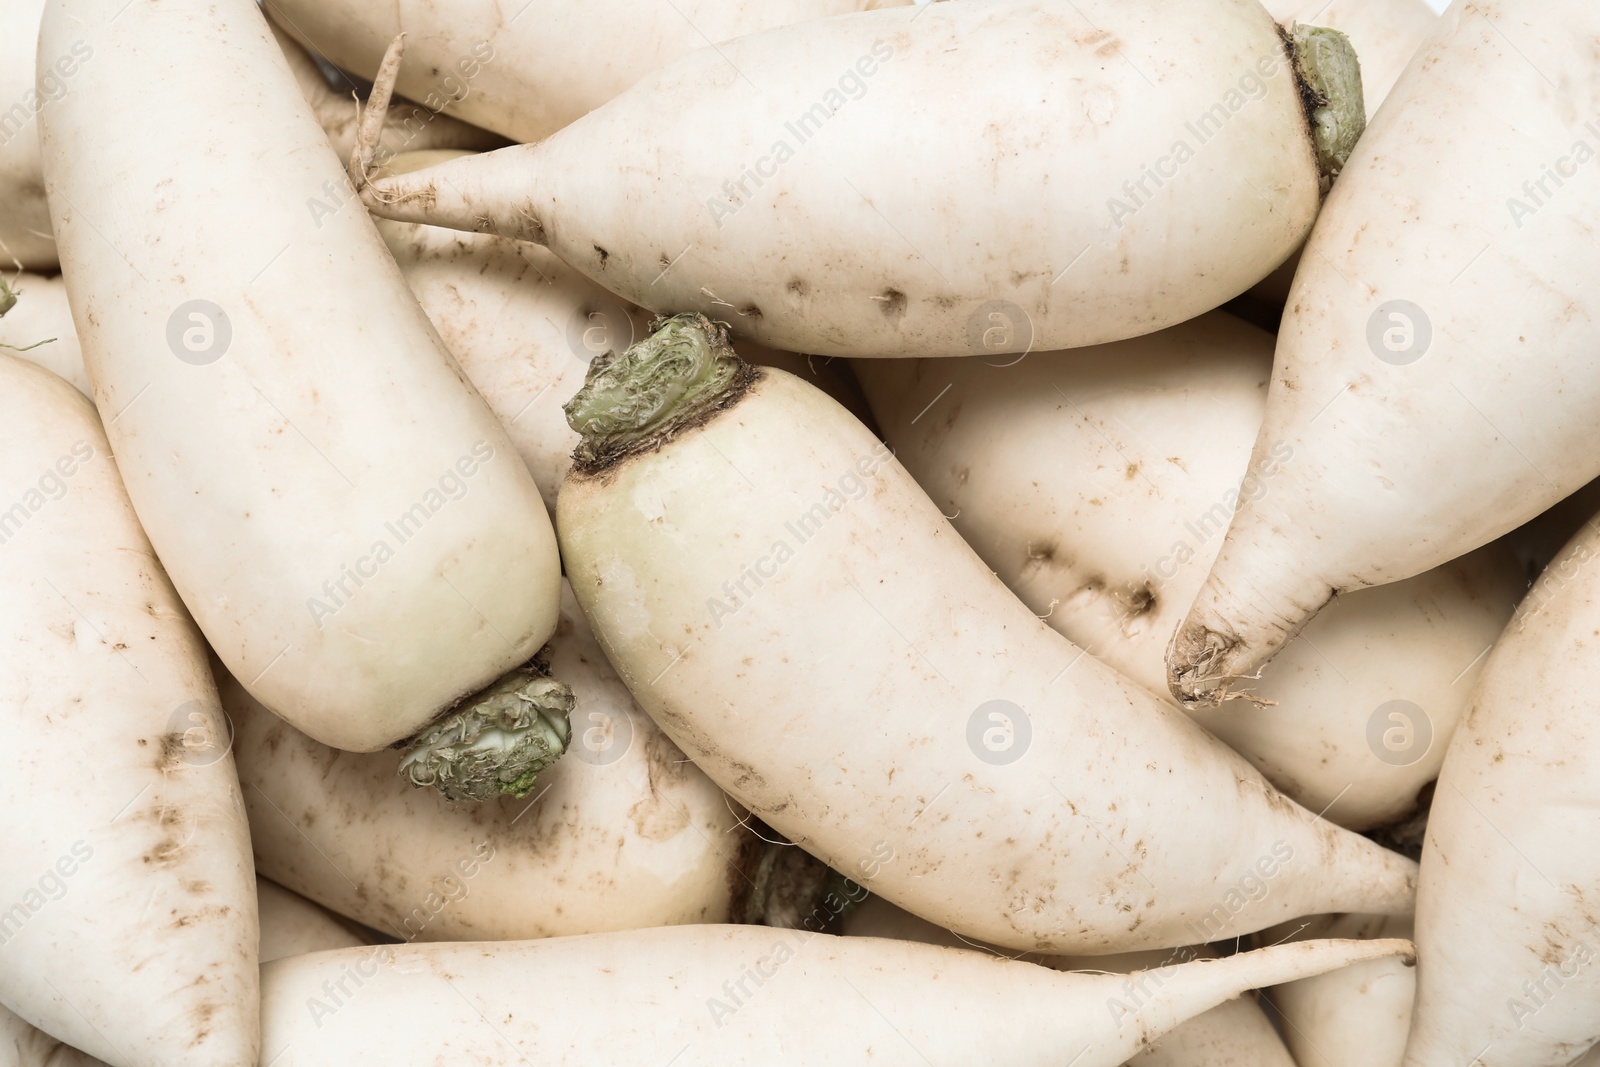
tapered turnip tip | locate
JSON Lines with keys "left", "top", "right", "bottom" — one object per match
{"left": 399, "top": 666, "right": 574, "bottom": 802}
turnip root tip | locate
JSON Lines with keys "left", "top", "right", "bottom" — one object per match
{"left": 564, "top": 313, "right": 756, "bottom": 472}
{"left": 398, "top": 665, "right": 573, "bottom": 801}
{"left": 1287, "top": 23, "right": 1365, "bottom": 190}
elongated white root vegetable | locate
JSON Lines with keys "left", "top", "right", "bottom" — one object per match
{"left": 258, "top": 926, "right": 1411, "bottom": 1066}
{"left": 266, "top": 23, "right": 505, "bottom": 164}
{"left": 0, "top": 272, "right": 86, "bottom": 394}
{"left": 0, "top": 2, "right": 499, "bottom": 273}
{"left": 350, "top": 0, "right": 1363, "bottom": 359}
{"left": 40, "top": 0, "right": 568, "bottom": 797}
{"left": 1402, "top": 514, "right": 1600, "bottom": 1066}
{"left": 557, "top": 315, "right": 1416, "bottom": 953}
{"left": 0, "top": 1003, "right": 106, "bottom": 1067}
{"left": 257, "top": 877, "right": 372, "bottom": 964}
{"left": 377, "top": 150, "right": 877, "bottom": 508}
{"left": 1246, "top": 0, "right": 1439, "bottom": 308}
{"left": 264, "top": 0, "right": 907, "bottom": 145}
{"left": 230, "top": 581, "right": 765, "bottom": 942}
{"left": 842, "top": 895, "right": 1297, "bottom": 1067}
{"left": 0, "top": 0, "right": 59, "bottom": 270}
{"left": 855, "top": 313, "right": 1525, "bottom": 830}
{"left": 1167, "top": 0, "right": 1600, "bottom": 707}
{"left": 0, "top": 356, "right": 257, "bottom": 1066}
{"left": 1261, "top": 913, "right": 1415, "bottom": 1067}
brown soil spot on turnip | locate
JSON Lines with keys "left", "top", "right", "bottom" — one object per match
{"left": 876, "top": 288, "right": 908, "bottom": 322}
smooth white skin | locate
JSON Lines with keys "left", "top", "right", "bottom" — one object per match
{"left": 360, "top": 0, "right": 1322, "bottom": 359}
{"left": 257, "top": 927, "right": 1411, "bottom": 1066}
{"left": 263, "top": 0, "right": 903, "bottom": 144}
{"left": 0, "top": 272, "right": 86, "bottom": 394}
{"left": 0, "top": 357, "right": 257, "bottom": 1067}
{"left": 256, "top": 877, "right": 370, "bottom": 964}
{"left": 265, "top": 23, "right": 504, "bottom": 164}
{"left": 379, "top": 150, "right": 876, "bottom": 508}
{"left": 38, "top": 0, "right": 561, "bottom": 752}
{"left": 843, "top": 895, "right": 1298, "bottom": 1067}
{"left": 1403, "top": 516, "right": 1600, "bottom": 1066}
{"left": 1504, "top": 475, "right": 1600, "bottom": 581}
{"left": 1168, "top": 0, "right": 1600, "bottom": 705}
{"left": 855, "top": 313, "right": 1525, "bottom": 830}
{"left": 1262, "top": 913, "right": 1416, "bottom": 1067}
{"left": 558, "top": 367, "right": 1417, "bottom": 954}
{"left": 1247, "top": 0, "right": 1440, "bottom": 306}
{"left": 231, "top": 581, "right": 747, "bottom": 942}
{"left": 0, "top": 0, "right": 55, "bottom": 270}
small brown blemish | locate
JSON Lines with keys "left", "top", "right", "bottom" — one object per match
{"left": 593, "top": 244, "right": 609, "bottom": 265}
{"left": 876, "top": 288, "right": 908, "bottom": 321}
{"left": 738, "top": 304, "right": 763, "bottom": 320}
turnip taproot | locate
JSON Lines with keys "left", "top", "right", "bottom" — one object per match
{"left": 377, "top": 149, "right": 877, "bottom": 509}
{"left": 0, "top": 356, "right": 257, "bottom": 1067}
{"left": 1402, "top": 513, "right": 1600, "bottom": 1066}
{"left": 256, "top": 877, "right": 373, "bottom": 964}
{"left": 39, "top": 0, "right": 569, "bottom": 797}
{"left": 1262, "top": 913, "right": 1415, "bottom": 1067}
{"left": 0, "top": 272, "right": 85, "bottom": 394}
{"left": 257, "top": 926, "right": 1411, "bottom": 1066}
{"left": 349, "top": 0, "right": 1365, "bottom": 359}
{"left": 230, "top": 582, "right": 767, "bottom": 942}
{"left": 1167, "top": 0, "right": 1600, "bottom": 707}
{"left": 556, "top": 314, "right": 1416, "bottom": 954}
{"left": 0, "top": 0, "right": 62, "bottom": 271}
{"left": 842, "top": 895, "right": 1298, "bottom": 1067}
{"left": 263, "top": 0, "right": 908, "bottom": 145}
{"left": 855, "top": 313, "right": 1524, "bottom": 830}
{"left": 265, "top": 22, "right": 505, "bottom": 164}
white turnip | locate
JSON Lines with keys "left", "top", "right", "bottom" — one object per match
{"left": 556, "top": 314, "right": 1417, "bottom": 954}
{"left": 349, "top": 0, "right": 1366, "bottom": 359}
{"left": 1262, "top": 913, "right": 1415, "bottom": 1067}
{"left": 0, "top": 355, "right": 257, "bottom": 1067}
{"left": 1402, "top": 513, "right": 1600, "bottom": 1066}
{"left": 855, "top": 313, "right": 1525, "bottom": 830}
{"left": 256, "top": 877, "right": 372, "bottom": 964}
{"left": 263, "top": 0, "right": 908, "bottom": 145}
{"left": 1167, "top": 0, "right": 1600, "bottom": 707}
{"left": 256, "top": 926, "right": 1412, "bottom": 1066}
{"left": 265, "top": 22, "right": 505, "bottom": 164}
{"left": 39, "top": 0, "right": 569, "bottom": 798}
{"left": 842, "top": 895, "right": 1298, "bottom": 1067}
{"left": 377, "top": 149, "right": 877, "bottom": 509}
{"left": 230, "top": 582, "right": 762, "bottom": 942}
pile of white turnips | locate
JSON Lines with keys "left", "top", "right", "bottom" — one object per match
{"left": 1, "top": 0, "right": 1594, "bottom": 1064}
